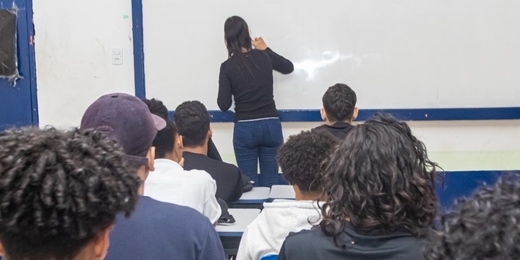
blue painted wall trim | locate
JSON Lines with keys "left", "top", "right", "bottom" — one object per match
{"left": 166, "top": 107, "right": 520, "bottom": 123}
{"left": 131, "top": 0, "right": 146, "bottom": 99}
{"left": 25, "top": 0, "right": 38, "bottom": 125}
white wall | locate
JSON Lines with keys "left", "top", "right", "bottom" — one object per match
{"left": 143, "top": 0, "right": 520, "bottom": 110}
{"left": 212, "top": 121, "right": 520, "bottom": 154}
{"left": 34, "top": 0, "right": 135, "bottom": 128}
{"left": 212, "top": 120, "right": 520, "bottom": 171}
{"left": 31, "top": 0, "right": 520, "bottom": 171}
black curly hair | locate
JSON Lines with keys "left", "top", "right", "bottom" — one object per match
{"left": 143, "top": 98, "right": 178, "bottom": 159}
{"left": 0, "top": 127, "right": 141, "bottom": 260}
{"left": 425, "top": 175, "right": 520, "bottom": 259}
{"left": 277, "top": 130, "right": 337, "bottom": 194}
{"left": 143, "top": 98, "right": 169, "bottom": 119}
{"left": 322, "top": 83, "right": 357, "bottom": 122}
{"left": 320, "top": 113, "right": 438, "bottom": 247}
{"left": 174, "top": 100, "right": 210, "bottom": 147}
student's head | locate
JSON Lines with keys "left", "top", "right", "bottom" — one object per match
{"left": 81, "top": 93, "right": 166, "bottom": 192}
{"left": 277, "top": 130, "right": 337, "bottom": 198}
{"left": 143, "top": 98, "right": 183, "bottom": 162}
{"left": 425, "top": 176, "right": 520, "bottom": 259}
{"left": 320, "top": 113, "right": 438, "bottom": 244}
{"left": 143, "top": 98, "right": 169, "bottom": 119}
{"left": 224, "top": 16, "right": 252, "bottom": 57}
{"left": 321, "top": 83, "right": 358, "bottom": 123}
{"left": 0, "top": 127, "right": 140, "bottom": 260}
{"left": 174, "top": 100, "right": 211, "bottom": 149}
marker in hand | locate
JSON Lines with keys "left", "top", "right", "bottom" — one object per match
{"left": 252, "top": 37, "right": 268, "bottom": 51}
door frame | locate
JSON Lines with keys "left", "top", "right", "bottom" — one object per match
{"left": 0, "top": 0, "right": 38, "bottom": 126}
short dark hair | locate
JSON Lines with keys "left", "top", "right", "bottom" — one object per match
{"left": 153, "top": 120, "right": 178, "bottom": 159}
{"left": 425, "top": 176, "right": 520, "bottom": 259}
{"left": 0, "top": 127, "right": 140, "bottom": 260}
{"left": 320, "top": 113, "right": 438, "bottom": 247}
{"left": 322, "top": 83, "right": 357, "bottom": 122}
{"left": 278, "top": 130, "right": 337, "bottom": 193}
{"left": 174, "top": 101, "right": 210, "bottom": 147}
{"left": 143, "top": 98, "right": 177, "bottom": 159}
{"left": 143, "top": 98, "right": 169, "bottom": 119}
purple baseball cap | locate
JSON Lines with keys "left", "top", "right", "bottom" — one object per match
{"left": 80, "top": 93, "right": 166, "bottom": 166}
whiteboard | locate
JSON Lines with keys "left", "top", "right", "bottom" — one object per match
{"left": 143, "top": 0, "right": 520, "bottom": 111}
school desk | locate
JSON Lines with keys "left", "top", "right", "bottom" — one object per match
{"left": 217, "top": 208, "right": 261, "bottom": 256}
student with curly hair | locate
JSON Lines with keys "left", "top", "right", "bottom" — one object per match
{"left": 425, "top": 176, "right": 520, "bottom": 259}
{"left": 0, "top": 127, "right": 140, "bottom": 260}
{"left": 314, "top": 83, "right": 358, "bottom": 140}
{"left": 236, "top": 130, "right": 337, "bottom": 260}
{"left": 81, "top": 93, "right": 225, "bottom": 260}
{"left": 279, "top": 113, "right": 439, "bottom": 260}
{"left": 143, "top": 98, "right": 221, "bottom": 224}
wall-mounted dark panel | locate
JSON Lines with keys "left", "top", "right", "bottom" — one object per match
{"left": 0, "top": 9, "right": 17, "bottom": 79}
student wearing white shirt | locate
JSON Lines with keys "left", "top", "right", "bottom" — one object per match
{"left": 144, "top": 99, "right": 221, "bottom": 224}
{"left": 236, "top": 130, "right": 337, "bottom": 260}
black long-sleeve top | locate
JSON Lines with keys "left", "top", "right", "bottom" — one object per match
{"left": 218, "top": 48, "right": 294, "bottom": 122}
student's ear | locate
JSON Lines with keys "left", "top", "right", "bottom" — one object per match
{"left": 179, "top": 134, "right": 187, "bottom": 147}
{"left": 93, "top": 225, "right": 112, "bottom": 260}
{"left": 176, "top": 134, "right": 184, "bottom": 150}
{"left": 174, "top": 135, "right": 184, "bottom": 163}
{"left": 0, "top": 241, "right": 5, "bottom": 257}
{"left": 320, "top": 108, "right": 327, "bottom": 121}
{"left": 208, "top": 127, "right": 213, "bottom": 139}
{"left": 147, "top": 147, "right": 155, "bottom": 172}
{"left": 352, "top": 107, "right": 359, "bottom": 121}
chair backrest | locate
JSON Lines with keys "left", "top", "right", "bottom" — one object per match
{"left": 260, "top": 254, "right": 278, "bottom": 260}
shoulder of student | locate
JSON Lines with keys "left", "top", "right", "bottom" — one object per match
{"left": 206, "top": 156, "right": 240, "bottom": 175}
{"left": 140, "top": 196, "right": 211, "bottom": 224}
{"left": 313, "top": 124, "right": 328, "bottom": 131}
{"left": 220, "top": 160, "right": 240, "bottom": 173}
{"left": 184, "top": 168, "right": 216, "bottom": 181}
{"left": 284, "top": 228, "right": 323, "bottom": 245}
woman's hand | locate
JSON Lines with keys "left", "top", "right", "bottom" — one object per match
{"left": 252, "top": 37, "right": 268, "bottom": 50}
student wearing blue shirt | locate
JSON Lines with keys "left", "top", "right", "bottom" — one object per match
{"left": 0, "top": 127, "right": 140, "bottom": 260}
{"left": 80, "top": 93, "right": 226, "bottom": 260}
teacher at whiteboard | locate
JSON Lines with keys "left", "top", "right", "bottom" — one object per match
{"left": 218, "top": 16, "right": 294, "bottom": 187}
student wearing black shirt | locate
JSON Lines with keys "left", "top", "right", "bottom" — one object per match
{"left": 174, "top": 100, "right": 244, "bottom": 203}
{"left": 143, "top": 98, "right": 223, "bottom": 162}
{"left": 279, "top": 113, "right": 439, "bottom": 260}
{"left": 218, "top": 16, "right": 294, "bottom": 187}
{"left": 314, "top": 83, "right": 357, "bottom": 140}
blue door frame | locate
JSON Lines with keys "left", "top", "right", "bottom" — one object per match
{"left": 0, "top": 0, "right": 37, "bottom": 131}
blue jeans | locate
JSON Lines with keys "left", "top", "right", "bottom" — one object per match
{"left": 233, "top": 118, "right": 283, "bottom": 187}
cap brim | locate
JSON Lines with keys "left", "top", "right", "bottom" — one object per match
{"left": 151, "top": 114, "right": 167, "bottom": 131}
